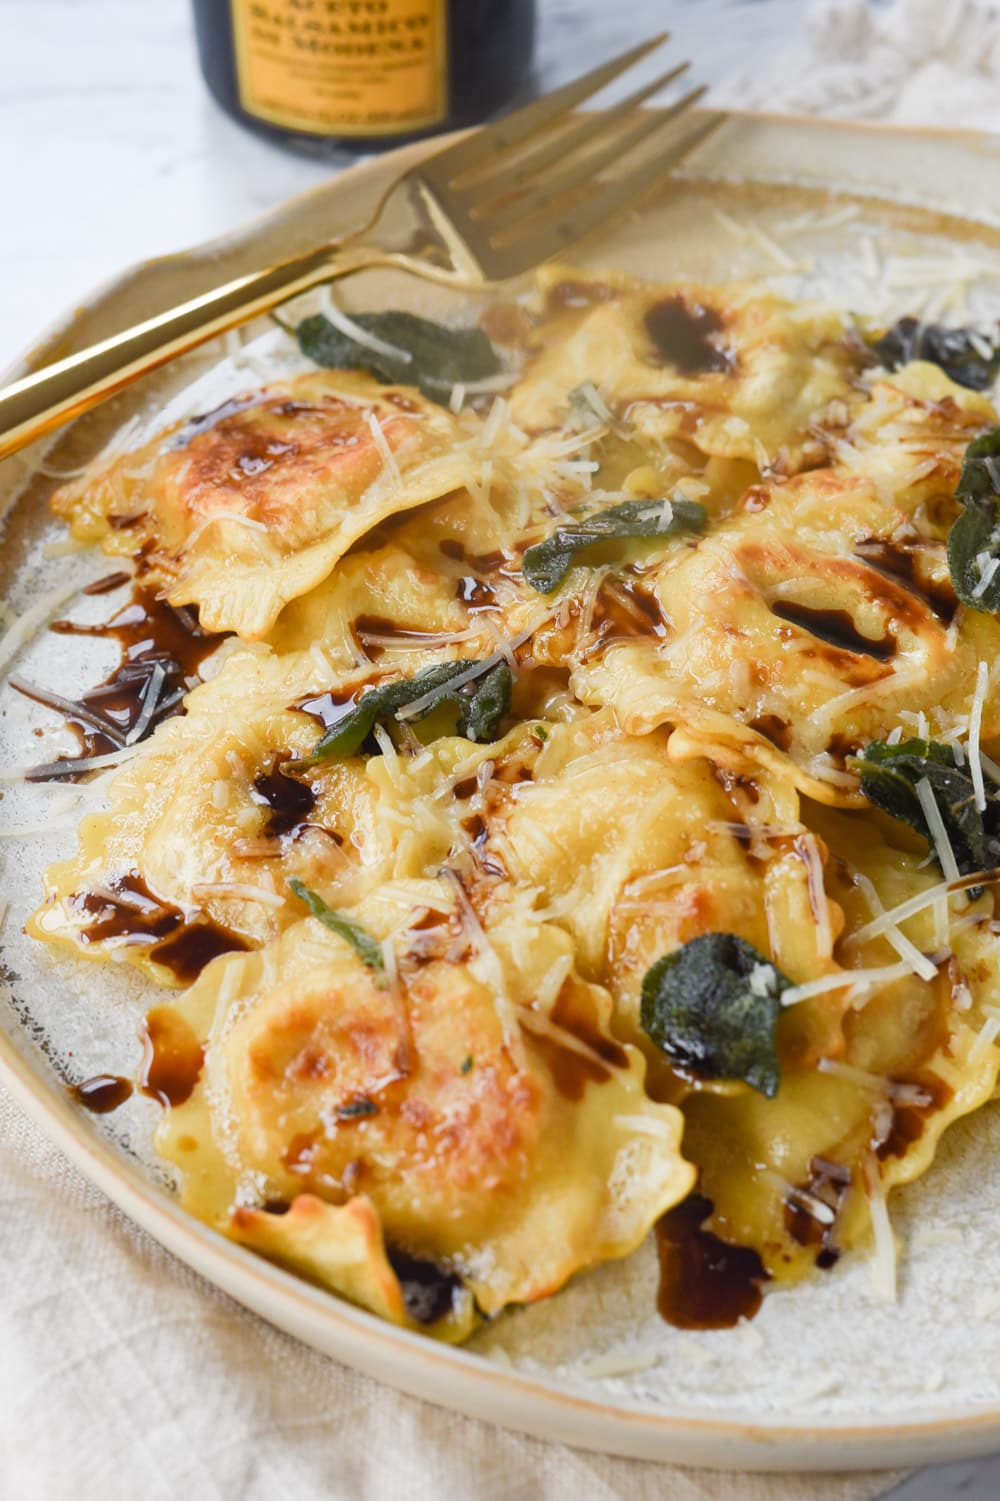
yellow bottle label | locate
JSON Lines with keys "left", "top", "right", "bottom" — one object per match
{"left": 230, "top": 0, "right": 448, "bottom": 138}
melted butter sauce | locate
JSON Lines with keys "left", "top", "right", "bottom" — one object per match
{"left": 854, "top": 538, "right": 958, "bottom": 625}
{"left": 770, "top": 601, "right": 895, "bottom": 661}
{"left": 166, "top": 394, "right": 258, "bottom": 450}
{"left": 140, "top": 1005, "right": 206, "bottom": 1107}
{"left": 479, "top": 301, "right": 537, "bottom": 351}
{"left": 784, "top": 1156, "right": 852, "bottom": 1269}
{"left": 71, "top": 1073, "right": 134, "bottom": 1113}
{"left": 644, "top": 296, "right": 735, "bottom": 376}
{"left": 530, "top": 982, "right": 629, "bottom": 1102}
{"left": 655, "top": 1194, "right": 769, "bottom": 1328}
{"left": 875, "top": 1075, "right": 952, "bottom": 1160}
{"left": 386, "top": 1247, "right": 464, "bottom": 1325}
{"left": 24, "top": 582, "right": 222, "bottom": 779}
{"left": 70, "top": 870, "right": 248, "bottom": 984}
{"left": 251, "top": 756, "right": 316, "bottom": 838}
{"left": 750, "top": 714, "right": 793, "bottom": 752}
{"left": 456, "top": 575, "right": 499, "bottom": 611}
{"left": 437, "top": 538, "right": 520, "bottom": 580}
{"left": 293, "top": 687, "right": 359, "bottom": 730}
{"left": 350, "top": 613, "right": 476, "bottom": 662}
{"left": 589, "top": 575, "right": 666, "bottom": 648}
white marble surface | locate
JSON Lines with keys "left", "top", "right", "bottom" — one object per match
{"left": 0, "top": 1, "right": 998, "bottom": 1495}
{"left": 0, "top": 0, "right": 809, "bottom": 369}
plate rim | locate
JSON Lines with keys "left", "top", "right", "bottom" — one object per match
{"left": 4, "top": 1018, "right": 1000, "bottom": 1471}
{"left": 4, "top": 114, "right": 1000, "bottom": 1470}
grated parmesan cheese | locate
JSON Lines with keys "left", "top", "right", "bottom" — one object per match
{"left": 980, "top": 751, "right": 1000, "bottom": 787}
{"left": 968, "top": 660, "right": 989, "bottom": 815}
{"left": 847, "top": 869, "right": 1000, "bottom": 950}
{"left": 711, "top": 207, "right": 750, "bottom": 243}
{"left": 0, "top": 817, "right": 80, "bottom": 839}
{"left": 317, "top": 287, "right": 413, "bottom": 364}
{"left": 970, "top": 555, "right": 1000, "bottom": 600}
{"left": 440, "top": 869, "right": 526, "bottom": 1066}
{"left": 0, "top": 742, "right": 145, "bottom": 783}
{"left": 574, "top": 381, "right": 615, "bottom": 426}
{"left": 182, "top": 510, "right": 268, "bottom": 553}
{"left": 380, "top": 934, "right": 399, "bottom": 992}
{"left": 851, "top": 870, "right": 937, "bottom": 982}
{"left": 191, "top": 882, "right": 285, "bottom": 909}
{"left": 479, "top": 396, "right": 510, "bottom": 451}
{"left": 396, "top": 613, "right": 554, "bottom": 724}
{"left": 41, "top": 536, "right": 89, "bottom": 559}
{"left": 371, "top": 724, "right": 405, "bottom": 788}
{"left": 612, "top": 1114, "right": 677, "bottom": 1139}
{"left": 125, "top": 661, "right": 167, "bottom": 746}
{"left": 580, "top": 1348, "right": 659, "bottom": 1381}
{"left": 749, "top": 962, "right": 778, "bottom": 997}
{"left": 366, "top": 411, "right": 402, "bottom": 491}
{"left": 0, "top": 578, "right": 82, "bottom": 680}
{"left": 745, "top": 221, "right": 801, "bottom": 271}
{"left": 863, "top": 1153, "right": 897, "bottom": 1303}
{"left": 796, "top": 834, "right": 833, "bottom": 960}
{"left": 970, "top": 1014, "right": 1000, "bottom": 1065}
{"left": 781, "top": 960, "right": 913, "bottom": 1008}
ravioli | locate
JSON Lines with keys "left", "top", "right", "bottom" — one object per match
{"left": 28, "top": 647, "right": 387, "bottom": 977}
{"left": 24, "top": 266, "right": 1000, "bottom": 1340}
{"left": 680, "top": 801, "right": 1000, "bottom": 1282}
{"left": 510, "top": 267, "right": 857, "bottom": 473}
{"left": 51, "top": 372, "right": 480, "bottom": 638}
{"left": 573, "top": 403, "right": 1000, "bottom": 802}
{"left": 154, "top": 896, "right": 694, "bottom": 1326}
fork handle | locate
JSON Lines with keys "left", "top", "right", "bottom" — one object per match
{"left": 0, "top": 237, "right": 386, "bottom": 463}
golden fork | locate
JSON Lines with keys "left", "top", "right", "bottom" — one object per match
{"left": 0, "top": 35, "right": 723, "bottom": 462}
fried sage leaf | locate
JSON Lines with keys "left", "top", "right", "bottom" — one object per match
{"left": 947, "top": 429, "right": 1000, "bottom": 610}
{"left": 307, "top": 660, "right": 512, "bottom": 762}
{"left": 457, "top": 660, "right": 513, "bottom": 742}
{"left": 295, "top": 311, "right": 500, "bottom": 403}
{"left": 640, "top": 933, "right": 788, "bottom": 1098}
{"left": 871, "top": 318, "right": 1000, "bottom": 392}
{"left": 850, "top": 738, "right": 994, "bottom": 880}
{"left": 956, "top": 428, "right": 1000, "bottom": 507}
{"left": 948, "top": 494, "right": 1000, "bottom": 610}
{"left": 522, "top": 497, "right": 707, "bottom": 594}
{"left": 288, "top": 878, "right": 385, "bottom": 975}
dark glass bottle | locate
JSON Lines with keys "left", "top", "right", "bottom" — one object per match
{"left": 191, "top": 0, "right": 537, "bottom": 156}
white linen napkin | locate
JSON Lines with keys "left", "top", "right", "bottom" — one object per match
{"left": 0, "top": 1084, "right": 907, "bottom": 1499}
{"left": 7, "top": 0, "right": 991, "bottom": 1488}
{"left": 717, "top": 0, "right": 1000, "bottom": 129}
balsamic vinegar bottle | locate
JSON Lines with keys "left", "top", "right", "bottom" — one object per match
{"left": 191, "top": 0, "right": 537, "bottom": 156}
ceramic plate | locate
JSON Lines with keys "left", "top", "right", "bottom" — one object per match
{"left": 5, "top": 114, "right": 1000, "bottom": 1471}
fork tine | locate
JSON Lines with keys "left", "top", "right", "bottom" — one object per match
{"left": 479, "top": 85, "right": 708, "bottom": 236}
{"left": 479, "top": 112, "right": 727, "bottom": 280}
{"left": 463, "top": 60, "right": 692, "bottom": 204}
{"left": 421, "top": 34, "right": 670, "bottom": 186}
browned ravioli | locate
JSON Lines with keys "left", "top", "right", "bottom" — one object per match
{"left": 27, "top": 267, "right": 1000, "bottom": 1336}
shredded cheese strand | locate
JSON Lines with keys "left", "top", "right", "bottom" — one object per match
{"left": 968, "top": 660, "right": 989, "bottom": 815}
{"left": 781, "top": 961, "right": 913, "bottom": 1007}
{"left": 0, "top": 579, "right": 81, "bottom": 680}
{"left": 366, "top": 411, "right": 403, "bottom": 490}
{"left": 846, "top": 870, "right": 1000, "bottom": 949}
{"left": 851, "top": 870, "right": 937, "bottom": 982}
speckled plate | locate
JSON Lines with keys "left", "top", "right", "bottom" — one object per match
{"left": 5, "top": 113, "right": 1000, "bottom": 1471}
